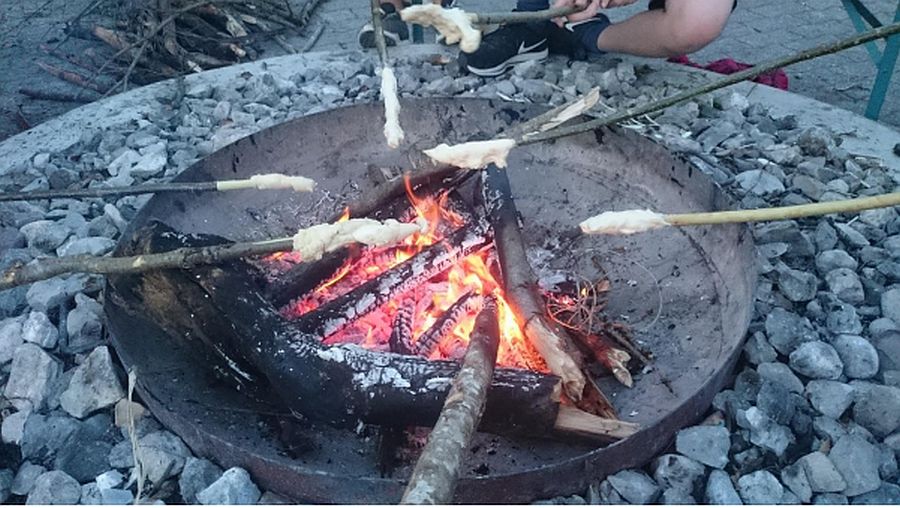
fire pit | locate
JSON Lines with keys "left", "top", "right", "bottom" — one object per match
{"left": 103, "top": 98, "right": 756, "bottom": 503}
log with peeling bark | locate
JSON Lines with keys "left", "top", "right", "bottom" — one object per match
{"left": 401, "top": 299, "right": 500, "bottom": 504}
{"left": 110, "top": 222, "right": 638, "bottom": 441}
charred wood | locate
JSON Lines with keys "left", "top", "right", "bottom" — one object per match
{"left": 265, "top": 245, "right": 358, "bottom": 308}
{"left": 413, "top": 291, "right": 482, "bottom": 358}
{"left": 388, "top": 305, "right": 416, "bottom": 356}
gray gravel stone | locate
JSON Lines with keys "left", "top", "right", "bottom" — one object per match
{"left": 852, "top": 384, "right": 900, "bottom": 437}
{"left": 832, "top": 335, "right": 879, "bottom": 379}
{"left": 851, "top": 482, "right": 900, "bottom": 504}
{"left": 738, "top": 470, "right": 784, "bottom": 504}
{"left": 740, "top": 406, "right": 794, "bottom": 456}
{"left": 781, "top": 463, "right": 812, "bottom": 503}
{"left": 107, "top": 440, "right": 134, "bottom": 469}
{"left": 830, "top": 434, "right": 882, "bottom": 497}
{"left": 180, "top": 458, "right": 223, "bottom": 504}
{"left": 777, "top": 265, "right": 820, "bottom": 302}
{"left": 661, "top": 487, "right": 696, "bottom": 504}
{"left": 0, "top": 316, "right": 23, "bottom": 364}
{"left": 2, "top": 409, "right": 28, "bottom": 445}
{"left": 652, "top": 454, "right": 705, "bottom": 493}
{"left": 826, "top": 268, "right": 866, "bottom": 304}
{"left": 196, "top": 467, "right": 261, "bottom": 505}
{"left": 806, "top": 380, "right": 855, "bottom": 418}
{"left": 20, "top": 413, "right": 79, "bottom": 462}
{"left": 59, "top": 345, "right": 125, "bottom": 418}
{"left": 605, "top": 469, "right": 660, "bottom": 505}
{"left": 20, "top": 220, "right": 72, "bottom": 251}
{"left": 817, "top": 249, "right": 859, "bottom": 273}
{"left": 706, "top": 469, "right": 742, "bottom": 504}
{"left": 799, "top": 451, "right": 847, "bottom": 493}
{"left": 736, "top": 170, "right": 785, "bottom": 195}
{"left": 56, "top": 237, "right": 115, "bottom": 257}
{"left": 883, "top": 288, "right": 900, "bottom": 323}
{"left": 755, "top": 221, "right": 815, "bottom": 257}
{"left": 825, "top": 301, "right": 863, "bottom": 335}
{"left": 100, "top": 488, "right": 134, "bottom": 504}
{"left": 836, "top": 223, "right": 871, "bottom": 248}
{"left": 137, "top": 430, "right": 192, "bottom": 484}
{"left": 4, "top": 343, "right": 61, "bottom": 410}
{"left": 95, "top": 470, "right": 124, "bottom": 490}
{"left": 26, "top": 470, "right": 80, "bottom": 505}
{"left": 21, "top": 310, "right": 58, "bottom": 349}
{"left": 790, "top": 341, "right": 844, "bottom": 380}
{"left": 54, "top": 414, "right": 117, "bottom": 483}
{"left": 765, "top": 308, "right": 819, "bottom": 355}
{"left": 0, "top": 470, "right": 11, "bottom": 503}
{"left": 26, "top": 274, "right": 90, "bottom": 312}
{"left": 676, "top": 425, "right": 730, "bottom": 469}
{"left": 80, "top": 483, "right": 102, "bottom": 505}
{"left": 64, "top": 293, "right": 103, "bottom": 354}
{"left": 11, "top": 462, "right": 45, "bottom": 496}
{"left": 743, "top": 332, "right": 778, "bottom": 365}
{"left": 813, "top": 493, "right": 849, "bottom": 504}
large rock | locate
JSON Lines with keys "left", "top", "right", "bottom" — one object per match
{"left": 829, "top": 434, "right": 881, "bottom": 497}
{"left": 59, "top": 346, "right": 125, "bottom": 418}
{"left": 789, "top": 341, "right": 844, "bottom": 380}
{"left": 705, "top": 469, "right": 742, "bottom": 504}
{"left": 798, "top": 451, "right": 846, "bottom": 493}
{"left": 180, "top": 458, "right": 223, "bottom": 504}
{"left": 831, "top": 335, "right": 879, "bottom": 379}
{"left": 765, "top": 308, "right": 818, "bottom": 355}
{"left": 196, "top": 467, "right": 261, "bottom": 505}
{"left": 852, "top": 384, "right": 900, "bottom": 437}
{"left": 4, "top": 343, "right": 61, "bottom": 411}
{"left": 605, "top": 470, "right": 660, "bottom": 505}
{"left": 675, "top": 425, "right": 730, "bottom": 469}
{"left": 825, "top": 268, "right": 866, "bottom": 304}
{"left": 26, "top": 471, "right": 81, "bottom": 505}
{"left": 652, "top": 454, "right": 705, "bottom": 493}
{"left": 21, "top": 311, "right": 58, "bottom": 349}
{"left": 737, "top": 470, "right": 784, "bottom": 504}
{"left": 805, "top": 380, "right": 855, "bottom": 418}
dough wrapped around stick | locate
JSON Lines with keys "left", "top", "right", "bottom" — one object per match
{"left": 380, "top": 67, "right": 405, "bottom": 149}
{"left": 292, "top": 218, "right": 426, "bottom": 261}
{"left": 216, "top": 173, "right": 316, "bottom": 192}
{"left": 580, "top": 210, "right": 669, "bottom": 235}
{"left": 424, "top": 139, "right": 516, "bottom": 170}
{"left": 401, "top": 4, "right": 481, "bottom": 53}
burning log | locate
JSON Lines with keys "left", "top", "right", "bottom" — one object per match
{"left": 111, "top": 222, "right": 636, "bottom": 441}
{"left": 265, "top": 245, "right": 357, "bottom": 308}
{"left": 388, "top": 305, "right": 416, "bottom": 355}
{"left": 413, "top": 291, "right": 483, "bottom": 358}
{"left": 401, "top": 299, "right": 500, "bottom": 504}
{"left": 290, "top": 223, "right": 491, "bottom": 339}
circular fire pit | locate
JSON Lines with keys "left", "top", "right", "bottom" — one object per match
{"left": 104, "top": 98, "right": 756, "bottom": 503}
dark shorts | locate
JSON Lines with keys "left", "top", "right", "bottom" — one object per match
{"left": 649, "top": 0, "right": 737, "bottom": 10}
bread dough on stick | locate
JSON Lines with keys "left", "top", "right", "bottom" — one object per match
{"left": 401, "top": 4, "right": 481, "bottom": 53}
{"left": 580, "top": 210, "right": 669, "bottom": 235}
{"left": 216, "top": 173, "right": 317, "bottom": 192}
{"left": 292, "top": 218, "right": 425, "bottom": 262}
{"left": 424, "top": 138, "right": 516, "bottom": 170}
{"left": 380, "top": 67, "right": 405, "bottom": 149}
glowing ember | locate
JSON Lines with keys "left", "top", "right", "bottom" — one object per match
{"left": 276, "top": 179, "right": 547, "bottom": 371}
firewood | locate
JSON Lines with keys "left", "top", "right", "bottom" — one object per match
{"left": 401, "top": 300, "right": 501, "bottom": 504}
{"left": 265, "top": 245, "right": 358, "bottom": 308}
{"left": 388, "top": 305, "right": 416, "bottom": 355}
{"left": 413, "top": 291, "right": 483, "bottom": 358}
{"left": 19, "top": 88, "right": 95, "bottom": 103}
{"left": 36, "top": 61, "right": 109, "bottom": 94}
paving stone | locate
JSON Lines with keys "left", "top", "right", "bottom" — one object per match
{"left": 832, "top": 335, "right": 879, "bottom": 379}
{"left": 196, "top": 467, "right": 261, "bottom": 505}
{"left": 676, "top": 425, "right": 730, "bottom": 469}
{"left": 59, "top": 345, "right": 125, "bottom": 418}
{"left": 705, "top": 469, "right": 742, "bottom": 505}
{"left": 738, "top": 470, "right": 784, "bottom": 504}
{"left": 605, "top": 469, "right": 660, "bottom": 505}
{"left": 830, "top": 434, "right": 882, "bottom": 497}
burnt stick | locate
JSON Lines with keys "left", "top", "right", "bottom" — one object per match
{"left": 388, "top": 305, "right": 416, "bottom": 355}
{"left": 401, "top": 300, "right": 501, "bottom": 504}
{"left": 265, "top": 245, "right": 358, "bottom": 308}
{"left": 412, "top": 291, "right": 482, "bottom": 358}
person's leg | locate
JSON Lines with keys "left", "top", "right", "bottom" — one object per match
{"left": 359, "top": 0, "right": 410, "bottom": 48}
{"left": 460, "top": 0, "right": 554, "bottom": 76}
{"left": 595, "top": 0, "right": 733, "bottom": 57}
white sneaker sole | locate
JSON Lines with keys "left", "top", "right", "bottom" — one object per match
{"left": 466, "top": 49, "right": 549, "bottom": 77}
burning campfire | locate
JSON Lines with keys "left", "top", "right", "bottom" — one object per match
{"left": 268, "top": 178, "right": 548, "bottom": 371}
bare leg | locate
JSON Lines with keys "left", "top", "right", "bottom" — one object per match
{"left": 597, "top": 0, "right": 732, "bottom": 57}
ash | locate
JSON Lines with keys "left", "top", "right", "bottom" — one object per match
{"left": 0, "top": 48, "right": 899, "bottom": 505}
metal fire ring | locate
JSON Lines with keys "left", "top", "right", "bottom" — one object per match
{"left": 105, "top": 98, "right": 756, "bottom": 503}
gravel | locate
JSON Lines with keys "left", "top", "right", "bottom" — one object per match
{"left": 781, "top": 463, "right": 812, "bottom": 503}
{"left": 652, "top": 454, "right": 705, "bottom": 493}
{"left": 196, "top": 467, "right": 261, "bottom": 505}
{"left": 831, "top": 334, "right": 879, "bottom": 379}
{"left": 805, "top": 380, "right": 855, "bottom": 418}
{"left": 789, "top": 341, "right": 844, "bottom": 380}
{"left": 852, "top": 384, "right": 900, "bottom": 438}
{"left": 705, "top": 469, "right": 742, "bottom": 504}
{"left": 26, "top": 470, "right": 81, "bottom": 505}
{"left": 765, "top": 308, "right": 819, "bottom": 355}
{"left": 180, "top": 458, "right": 223, "bottom": 504}
{"left": 4, "top": 343, "right": 61, "bottom": 411}
{"left": 21, "top": 311, "right": 58, "bottom": 349}
{"left": 738, "top": 470, "right": 784, "bottom": 504}
{"left": 797, "top": 452, "right": 846, "bottom": 493}
{"left": 58, "top": 346, "right": 125, "bottom": 418}
{"left": 675, "top": 426, "right": 731, "bottom": 469}
{"left": 11, "top": 462, "right": 45, "bottom": 496}
{"left": 829, "top": 434, "right": 882, "bottom": 497}
{"left": 606, "top": 470, "right": 660, "bottom": 505}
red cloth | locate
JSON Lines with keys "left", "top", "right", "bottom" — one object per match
{"left": 668, "top": 55, "right": 790, "bottom": 90}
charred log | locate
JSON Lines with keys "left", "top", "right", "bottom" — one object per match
{"left": 265, "top": 245, "right": 358, "bottom": 308}
{"left": 388, "top": 305, "right": 415, "bottom": 355}
{"left": 413, "top": 291, "right": 482, "bottom": 358}
{"left": 109, "top": 222, "right": 563, "bottom": 438}
{"left": 290, "top": 224, "right": 492, "bottom": 339}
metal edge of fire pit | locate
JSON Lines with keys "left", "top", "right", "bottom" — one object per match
{"left": 103, "top": 98, "right": 756, "bottom": 503}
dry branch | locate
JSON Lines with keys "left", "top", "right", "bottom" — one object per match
{"left": 19, "top": 88, "right": 94, "bottom": 103}
{"left": 36, "top": 62, "right": 109, "bottom": 94}
{"left": 401, "top": 300, "right": 501, "bottom": 504}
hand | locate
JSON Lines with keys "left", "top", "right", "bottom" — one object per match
{"left": 551, "top": 0, "right": 600, "bottom": 26}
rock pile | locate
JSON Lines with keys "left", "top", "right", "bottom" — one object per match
{"left": 0, "top": 48, "right": 898, "bottom": 504}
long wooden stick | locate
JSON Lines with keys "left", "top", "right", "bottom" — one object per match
{"left": 0, "top": 174, "right": 314, "bottom": 202}
{"left": 401, "top": 300, "right": 500, "bottom": 504}
{"left": 471, "top": 6, "right": 580, "bottom": 25}
{"left": 521, "top": 21, "right": 900, "bottom": 145}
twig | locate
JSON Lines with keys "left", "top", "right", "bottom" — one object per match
{"left": 273, "top": 34, "right": 297, "bottom": 53}
{"left": 36, "top": 61, "right": 109, "bottom": 94}
{"left": 18, "top": 88, "right": 95, "bottom": 103}
{"left": 400, "top": 300, "right": 500, "bottom": 504}
{"left": 370, "top": 0, "right": 390, "bottom": 66}
{"left": 521, "top": 21, "right": 900, "bottom": 145}
{"left": 14, "top": 107, "right": 31, "bottom": 131}
{"left": 54, "top": 0, "right": 105, "bottom": 49}
{"left": 299, "top": 21, "right": 326, "bottom": 52}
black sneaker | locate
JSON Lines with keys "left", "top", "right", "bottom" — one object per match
{"left": 359, "top": 3, "right": 410, "bottom": 49}
{"left": 459, "top": 23, "right": 550, "bottom": 77}
{"left": 549, "top": 14, "right": 611, "bottom": 59}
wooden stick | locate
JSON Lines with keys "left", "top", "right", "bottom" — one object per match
{"left": 553, "top": 405, "right": 638, "bottom": 441}
{"left": 471, "top": 6, "right": 580, "bottom": 25}
{"left": 36, "top": 61, "right": 109, "bottom": 94}
{"left": 401, "top": 300, "right": 501, "bottom": 504}
{"left": 522, "top": 21, "right": 900, "bottom": 145}
{"left": 581, "top": 191, "right": 900, "bottom": 235}
{"left": 0, "top": 173, "right": 315, "bottom": 202}
{"left": 18, "top": 88, "right": 95, "bottom": 103}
